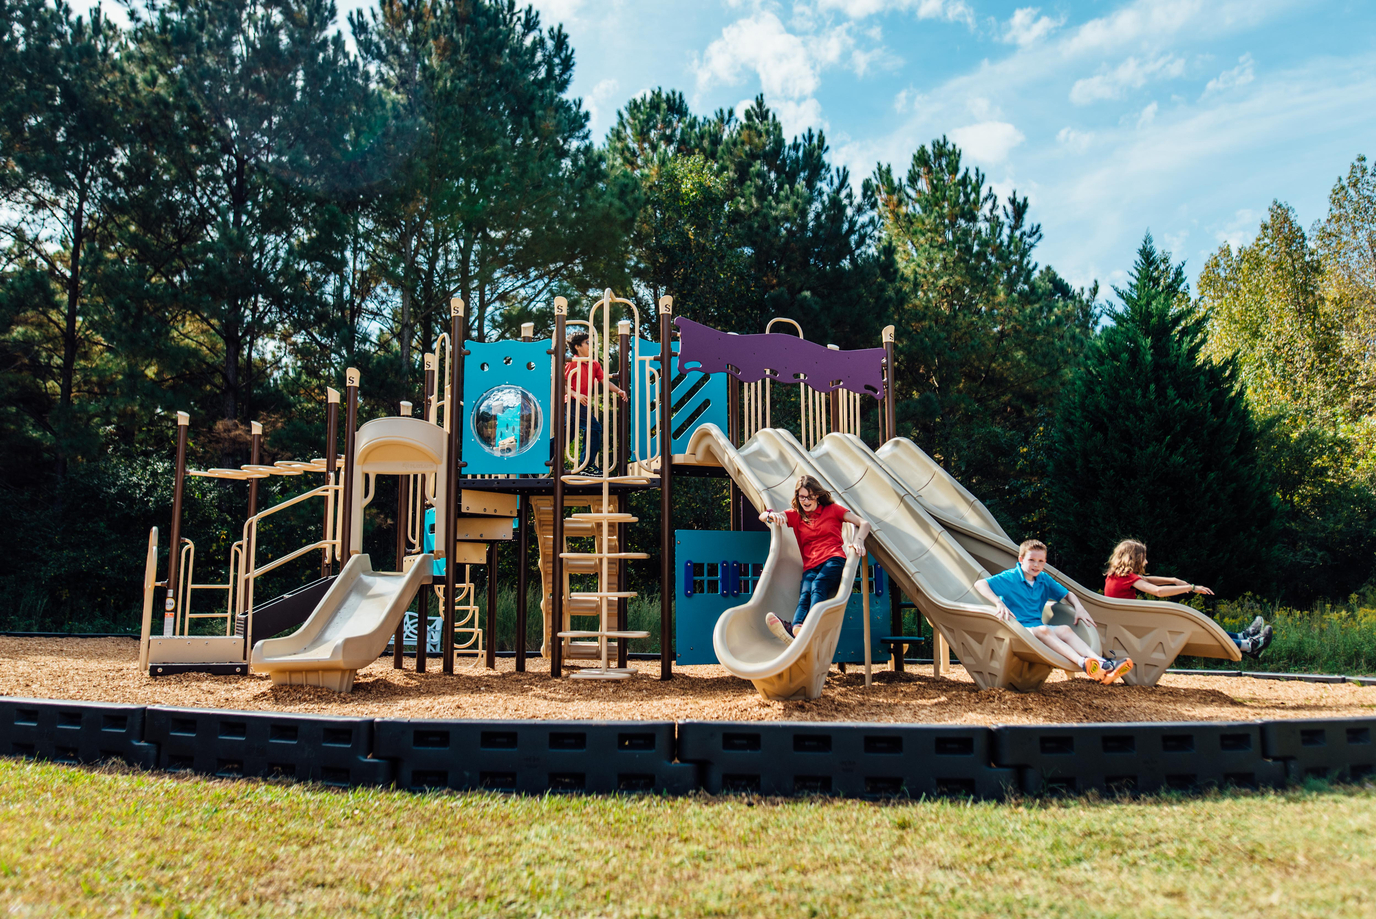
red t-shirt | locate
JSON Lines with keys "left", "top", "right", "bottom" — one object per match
{"left": 784, "top": 503, "right": 849, "bottom": 570}
{"left": 1103, "top": 573, "right": 1145, "bottom": 599}
{"left": 564, "top": 359, "right": 604, "bottom": 396}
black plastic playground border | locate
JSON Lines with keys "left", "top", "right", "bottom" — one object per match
{"left": 3, "top": 695, "right": 1373, "bottom": 801}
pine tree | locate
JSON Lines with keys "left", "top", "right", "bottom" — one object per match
{"left": 1047, "top": 233, "right": 1275, "bottom": 595}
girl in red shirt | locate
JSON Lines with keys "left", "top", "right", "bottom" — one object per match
{"left": 759, "top": 475, "right": 871, "bottom": 643}
{"left": 1103, "top": 539, "right": 1271, "bottom": 658}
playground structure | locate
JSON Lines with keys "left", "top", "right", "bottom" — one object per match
{"left": 138, "top": 290, "right": 1242, "bottom": 695}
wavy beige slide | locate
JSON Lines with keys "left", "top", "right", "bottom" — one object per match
{"left": 687, "top": 425, "right": 1098, "bottom": 692}
{"left": 873, "top": 436, "right": 1242, "bottom": 684}
{"left": 250, "top": 552, "right": 432, "bottom": 691}
{"left": 687, "top": 425, "right": 860, "bottom": 700}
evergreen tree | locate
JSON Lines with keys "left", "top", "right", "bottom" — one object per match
{"left": 1047, "top": 233, "right": 1275, "bottom": 594}
{"left": 868, "top": 136, "right": 1095, "bottom": 529}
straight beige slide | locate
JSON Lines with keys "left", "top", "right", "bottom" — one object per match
{"left": 250, "top": 552, "right": 432, "bottom": 692}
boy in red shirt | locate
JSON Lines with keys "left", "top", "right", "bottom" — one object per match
{"left": 564, "top": 331, "right": 626, "bottom": 473}
{"left": 760, "top": 475, "right": 871, "bottom": 642}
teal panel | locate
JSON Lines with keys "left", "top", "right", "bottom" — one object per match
{"left": 632, "top": 340, "right": 729, "bottom": 461}
{"left": 674, "top": 529, "right": 886, "bottom": 666}
{"left": 461, "top": 339, "right": 554, "bottom": 476}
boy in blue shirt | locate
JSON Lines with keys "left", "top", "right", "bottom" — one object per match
{"left": 973, "top": 539, "right": 1134, "bottom": 684}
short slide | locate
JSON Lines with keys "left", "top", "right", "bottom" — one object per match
{"left": 250, "top": 552, "right": 432, "bottom": 692}
{"left": 685, "top": 425, "right": 860, "bottom": 700}
{"left": 871, "top": 436, "right": 1242, "bottom": 683}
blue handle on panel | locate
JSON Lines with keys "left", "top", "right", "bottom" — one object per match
{"left": 874, "top": 564, "right": 885, "bottom": 598}
{"left": 729, "top": 560, "right": 740, "bottom": 596}
{"left": 721, "top": 560, "right": 729, "bottom": 596}
{"left": 683, "top": 560, "right": 694, "bottom": 598}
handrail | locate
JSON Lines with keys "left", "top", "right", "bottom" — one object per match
{"left": 177, "top": 540, "right": 195, "bottom": 633}
{"left": 240, "top": 482, "right": 341, "bottom": 628}
{"left": 138, "top": 527, "right": 158, "bottom": 670}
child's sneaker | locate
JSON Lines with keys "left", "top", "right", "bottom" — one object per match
{"left": 1244, "top": 616, "right": 1266, "bottom": 637}
{"left": 1100, "top": 657, "right": 1134, "bottom": 684}
{"left": 765, "top": 612, "right": 794, "bottom": 644}
{"left": 1082, "top": 657, "right": 1103, "bottom": 679}
{"left": 1253, "top": 624, "right": 1274, "bottom": 657}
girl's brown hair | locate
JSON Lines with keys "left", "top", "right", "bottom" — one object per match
{"left": 791, "top": 475, "right": 835, "bottom": 520}
{"left": 1106, "top": 539, "right": 1148, "bottom": 577}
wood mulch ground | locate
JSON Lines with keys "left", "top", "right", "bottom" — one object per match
{"left": 2, "top": 637, "right": 1373, "bottom": 724}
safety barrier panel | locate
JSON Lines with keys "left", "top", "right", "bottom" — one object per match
{"left": 992, "top": 721, "right": 1287, "bottom": 795}
{"left": 0, "top": 696, "right": 156, "bottom": 768}
{"left": 1261, "top": 717, "right": 1376, "bottom": 783}
{"left": 373, "top": 719, "right": 696, "bottom": 794}
{"left": 7, "top": 696, "right": 1376, "bottom": 799}
{"left": 676, "top": 721, "right": 1019, "bottom": 799}
{"left": 143, "top": 707, "right": 391, "bottom": 786}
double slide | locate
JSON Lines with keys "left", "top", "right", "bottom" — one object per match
{"left": 688, "top": 424, "right": 1239, "bottom": 693}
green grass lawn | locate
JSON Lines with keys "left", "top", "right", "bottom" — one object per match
{"left": 4, "top": 760, "right": 1375, "bottom": 918}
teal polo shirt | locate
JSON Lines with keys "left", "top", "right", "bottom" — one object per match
{"left": 984, "top": 563, "right": 1069, "bottom": 627}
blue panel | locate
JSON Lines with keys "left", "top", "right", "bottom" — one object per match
{"left": 632, "top": 340, "right": 729, "bottom": 461}
{"left": 674, "top": 530, "right": 885, "bottom": 666}
{"left": 461, "top": 339, "right": 554, "bottom": 476}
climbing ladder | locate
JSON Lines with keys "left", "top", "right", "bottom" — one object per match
{"left": 531, "top": 490, "right": 649, "bottom": 674}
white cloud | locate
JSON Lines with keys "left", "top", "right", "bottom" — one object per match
{"left": 756, "top": 97, "right": 829, "bottom": 137}
{"left": 583, "top": 78, "right": 620, "bottom": 135}
{"left": 948, "top": 121, "right": 1025, "bottom": 165}
{"left": 812, "top": 0, "right": 974, "bottom": 26}
{"left": 695, "top": 12, "right": 822, "bottom": 99}
{"left": 1136, "top": 101, "right": 1158, "bottom": 127}
{"left": 1056, "top": 127, "right": 1095, "bottom": 153}
{"left": 526, "top": 0, "right": 584, "bottom": 27}
{"left": 1214, "top": 208, "right": 1260, "bottom": 248}
{"left": 1204, "top": 53, "right": 1256, "bottom": 95}
{"left": 1070, "top": 54, "right": 1186, "bottom": 104}
{"left": 1002, "top": 7, "right": 1063, "bottom": 46}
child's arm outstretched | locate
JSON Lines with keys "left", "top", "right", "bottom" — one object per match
{"left": 1133, "top": 576, "right": 1214, "bottom": 598}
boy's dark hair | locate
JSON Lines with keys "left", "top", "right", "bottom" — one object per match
{"left": 567, "top": 331, "right": 589, "bottom": 356}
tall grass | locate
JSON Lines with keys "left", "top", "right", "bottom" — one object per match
{"left": 1174, "top": 589, "right": 1376, "bottom": 675}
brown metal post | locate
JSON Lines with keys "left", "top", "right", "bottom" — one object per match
{"left": 163, "top": 411, "right": 190, "bottom": 637}
{"left": 247, "top": 421, "right": 262, "bottom": 520}
{"left": 486, "top": 539, "right": 497, "bottom": 669}
{"left": 416, "top": 586, "right": 428, "bottom": 673}
{"left": 393, "top": 401, "right": 412, "bottom": 669}
{"left": 322, "top": 389, "right": 339, "bottom": 577}
{"left": 443, "top": 299, "right": 466, "bottom": 674}
{"left": 549, "top": 297, "right": 568, "bottom": 678}
{"left": 338, "top": 369, "right": 360, "bottom": 565}
{"left": 616, "top": 318, "right": 632, "bottom": 670}
{"left": 882, "top": 325, "right": 897, "bottom": 444}
{"left": 515, "top": 323, "right": 534, "bottom": 673}
{"left": 515, "top": 494, "right": 529, "bottom": 672}
{"left": 890, "top": 585, "right": 904, "bottom": 673}
{"left": 658, "top": 296, "right": 674, "bottom": 680}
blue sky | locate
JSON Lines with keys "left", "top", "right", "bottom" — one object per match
{"left": 116, "top": 0, "right": 1369, "bottom": 300}
{"left": 505, "top": 0, "right": 1376, "bottom": 300}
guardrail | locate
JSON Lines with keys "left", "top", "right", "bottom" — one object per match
{"left": 5, "top": 696, "right": 1374, "bottom": 800}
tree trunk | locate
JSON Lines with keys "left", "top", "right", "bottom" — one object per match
{"left": 56, "top": 189, "right": 85, "bottom": 484}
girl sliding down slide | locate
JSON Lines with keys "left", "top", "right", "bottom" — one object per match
{"left": 759, "top": 475, "right": 871, "bottom": 644}
{"left": 1103, "top": 539, "right": 1272, "bottom": 658}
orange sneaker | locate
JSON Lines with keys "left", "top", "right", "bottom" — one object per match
{"left": 1082, "top": 657, "right": 1103, "bottom": 679}
{"left": 1100, "top": 657, "right": 1134, "bottom": 685}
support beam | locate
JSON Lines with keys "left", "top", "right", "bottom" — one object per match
{"left": 322, "top": 389, "right": 339, "bottom": 577}
{"left": 550, "top": 298, "right": 568, "bottom": 678}
{"left": 338, "top": 369, "right": 360, "bottom": 564}
{"left": 164, "top": 411, "right": 190, "bottom": 637}
{"left": 616, "top": 318, "right": 631, "bottom": 670}
{"left": 443, "top": 300, "right": 465, "bottom": 674}
{"left": 515, "top": 324, "right": 534, "bottom": 673}
{"left": 658, "top": 296, "right": 674, "bottom": 681}
{"left": 247, "top": 421, "right": 262, "bottom": 520}
{"left": 486, "top": 539, "right": 498, "bottom": 669}
{"left": 882, "top": 325, "right": 896, "bottom": 443}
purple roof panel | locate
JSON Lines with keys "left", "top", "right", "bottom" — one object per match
{"left": 675, "top": 317, "right": 885, "bottom": 399}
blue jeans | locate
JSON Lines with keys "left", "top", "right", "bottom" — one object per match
{"left": 572, "top": 403, "right": 602, "bottom": 468}
{"left": 793, "top": 556, "right": 847, "bottom": 628}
